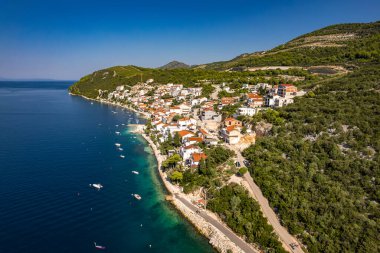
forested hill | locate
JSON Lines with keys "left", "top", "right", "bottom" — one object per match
{"left": 197, "top": 21, "right": 380, "bottom": 70}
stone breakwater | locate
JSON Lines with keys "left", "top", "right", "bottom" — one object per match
{"left": 141, "top": 133, "right": 248, "bottom": 253}
{"left": 172, "top": 198, "right": 245, "bottom": 253}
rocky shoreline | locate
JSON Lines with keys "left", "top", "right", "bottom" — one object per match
{"left": 141, "top": 133, "right": 252, "bottom": 253}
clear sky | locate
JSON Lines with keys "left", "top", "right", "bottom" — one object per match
{"left": 0, "top": 0, "right": 379, "bottom": 80}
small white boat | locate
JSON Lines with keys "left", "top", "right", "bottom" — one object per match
{"left": 115, "top": 131, "right": 120, "bottom": 135}
{"left": 132, "top": 171, "right": 139, "bottom": 175}
{"left": 115, "top": 143, "right": 121, "bottom": 147}
{"left": 120, "top": 155, "right": 125, "bottom": 159}
{"left": 132, "top": 194, "right": 142, "bottom": 200}
{"left": 90, "top": 183, "right": 103, "bottom": 190}
{"left": 121, "top": 123, "right": 125, "bottom": 126}
{"left": 118, "top": 147, "right": 123, "bottom": 151}
{"left": 115, "top": 124, "right": 119, "bottom": 127}
{"left": 91, "top": 102, "right": 94, "bottom": 105}
{"left": 112, "top": 111, "right": 117, "bottom": 114}
{"left": 94, "top": 242, "right": 106, "bottom": 250}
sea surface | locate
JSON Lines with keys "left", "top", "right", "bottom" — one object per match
{"left": 0, "top": 81, "right": 214, "bottom": 253}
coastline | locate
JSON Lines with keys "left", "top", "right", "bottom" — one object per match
{"left": 70, "top": 93, "right": 256, "bottom": 253}
{"left": 69, "top": 92, "right": 150, "bottom": 119}
{"left": 140, "top": 133, "right": 257, "bottom": 253}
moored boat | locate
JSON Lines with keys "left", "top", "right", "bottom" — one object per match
{"left": 90, "top": 183, "right": 103, "bottom": 190}
{"left": 132, "top": 194, "right": 142, "bottom": 200}
{"left": 94, "top": 242, "right": 106, "bottom": 250}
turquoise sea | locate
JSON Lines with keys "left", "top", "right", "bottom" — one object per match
{"left": 0, "top": 81, "right": 214, "bottom": 253}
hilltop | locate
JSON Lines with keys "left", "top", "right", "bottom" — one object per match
{"left": 158, "top": 61, "right": 190, "bottom": 69}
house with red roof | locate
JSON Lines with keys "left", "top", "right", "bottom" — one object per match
{"left": 221, "top": 125, "right": 241, "bottom": 144}
{"left": 177, "top": 130, "right": 195, "bottom": 139}
{"left": 224, "top": 117, "right": 242, "bottom": 127}
{"left": 247, "top": 93, "right": 264, "bottom": 107}
{"left": 180, "top": 145, "right": 202, "bottom": 162}
{"left": 183, "top": 136, "right": 203, "bottom": 146}
{"left": 278, "top": 84, "right": 297, "bottom": 97}
{"left": 170, "top": 106, "right": 181, "bottom": 114}
{"left": 190, "top": 153, "right": 208, "bottom": 166}
{"left": 177, "top": 117, "right": 197, "bottom": 129}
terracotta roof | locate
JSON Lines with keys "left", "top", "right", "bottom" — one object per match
{"left": 247, "top": 93, "right": 263, "bottom": 99}
{"left": 192, "top": 153, "right": 207, "bottom": 162}
{"left": 199, "top": 128, "right": 208, "bottom": 135}
{"left": 196, "top": 199, "right": 206, "bottom": 205}
{"left": 177, "top": 130, "right": 195, "bottom": 138}
{"left": 226, "top": 126, "right": 235, "bottom": 132}
{"left": 184, "top": 145, "right": 198, "bottom": 150}
{"left": 225, "top": 117, "right": 237, "bottom": 122}
{"left": 188, "top": 137, "right": 203, "bottom": 142}
{"left": 280, "top": 84, "right": 294, "bottom": 87}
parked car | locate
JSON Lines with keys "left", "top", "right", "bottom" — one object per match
{"left": 243, "top": 160, "right": 250, "bottom": 167}
{"left": 235, "top": 161, "right": 241, "bottom": 168}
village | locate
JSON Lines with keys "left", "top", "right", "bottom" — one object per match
{"left": 100, "top": 79, "right": 305, "bottom": 167}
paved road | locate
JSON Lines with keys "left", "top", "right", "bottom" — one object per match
{"left": 229, "top": 145, "right": 304, "bottom": 253}
{"left": 175, "top": 193, "right": 258, "bottom": 253}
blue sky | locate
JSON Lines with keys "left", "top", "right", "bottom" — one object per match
{"left": 0, "top": 0, "right": 379, "bottom": 80}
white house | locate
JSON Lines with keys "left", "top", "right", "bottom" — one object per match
{"left": 180, "top": 145, "right": 202, "bottom": 162}
{"left": 221, "top": 126, "right": 241, "bottom": 144}
{"left": 238, "top": 107, "right": 257, "bottom": 116}
{"left": 179, "top": 104, "right": 191, "bottom": 114}
{"left": 170, "top": 106, "right": 182, "bottom": 114}
{"left": 177, "top": 118, "right": 197, "bottom": 129}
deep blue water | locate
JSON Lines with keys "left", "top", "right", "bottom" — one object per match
{"left": 0, "top": 82, "right": 214, "bottom": 253}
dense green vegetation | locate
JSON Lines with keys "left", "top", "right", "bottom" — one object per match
{"left": 202, "top": 21, "right": 380, "bottom": 70}
{"left": 180, "top": 146, "right": 234, "bottom": 193}
{"left": 243, "top": 65, "right": 380, "bottom": 253}
{"left": 69, "top": 65, "right": 317, "bottom": 99}
{"left": 208, "top": 184, "right": 287, "bottom": 253}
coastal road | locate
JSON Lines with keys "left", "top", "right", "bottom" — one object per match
{"left": 175, "top": 193, "right": 258, "bottom": 253}
{"left": 228, "top": 145, "right": 304, "bottom": 253}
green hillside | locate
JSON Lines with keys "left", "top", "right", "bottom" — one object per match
{"left": 243, "top": 64, "right": 380, "bottom": 253}
{"left": 199, "top": 21, "right": 380, "bottom": 70}
{"left": 69, "top": 65, "right": 319, "bottom": 99}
